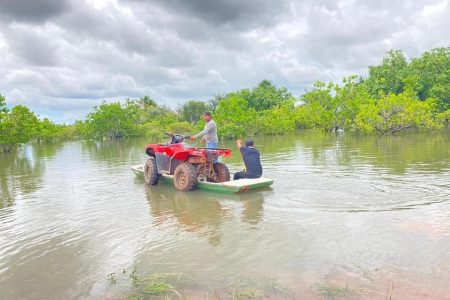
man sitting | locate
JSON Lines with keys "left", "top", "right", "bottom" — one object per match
{"left": 234, "top": 139, "right": 263, "bottom": 180}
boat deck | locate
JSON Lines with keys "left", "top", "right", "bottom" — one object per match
{"left": 131, "top": 165, "right": 273, "bottom": 193}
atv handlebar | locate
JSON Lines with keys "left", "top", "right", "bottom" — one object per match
{"left": 164, "top": 132, "right": 192, "bottom": 144}
{"left": 165, "top": 132, "right": 190, "bottom": 139}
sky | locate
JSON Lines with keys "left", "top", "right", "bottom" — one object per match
{"left": 0, "top": 0, "right": 449, "bottom": 123}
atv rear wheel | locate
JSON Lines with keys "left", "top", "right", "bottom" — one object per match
{"left": 173, "top": 162, "right": 197, "bottom": 191}
{"left": 144, "top": 157, "right": 159, "bottom": 186}
{"left": 213, "top": 162, "right": 230, "bottom": 182}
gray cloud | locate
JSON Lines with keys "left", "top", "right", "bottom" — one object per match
{"left": 0, "top": 0, "right": 71, "bottom": 23}
{"left": 0, "top": 0, "right": 449, "bottom": 123}
{"left": 3, "top": 23, "right": 60, "bottom": 66}
{"left": 137, "top": 0, "right": 290, "bottom": 28}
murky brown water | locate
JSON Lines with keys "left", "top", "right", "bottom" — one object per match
{"left": 1, "top": 130, "right": 450, "bottom": 299}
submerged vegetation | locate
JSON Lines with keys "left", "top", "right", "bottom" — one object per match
{"left": 1, "top": 47, "right": 449, "bottom": 153}
{"left": 108, "top": 269, "right": 288, "bottom": 300}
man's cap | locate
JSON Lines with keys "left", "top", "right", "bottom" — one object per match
{"left": 245, "top": 140, "right": 254, "bottom": 147}
{"left": 204, "top": 111, "right": 212, "bottom": 117}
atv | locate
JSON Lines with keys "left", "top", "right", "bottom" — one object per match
{"left": 144, "top": 133, "right": 232, "bottom": 191}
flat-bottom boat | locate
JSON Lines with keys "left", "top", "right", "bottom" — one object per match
{"left": 131, "top": 165, "right": 273, "bottom": 193}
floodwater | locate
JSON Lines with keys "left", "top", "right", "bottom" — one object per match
{"left": 1, "top": 130, "right": 449, "bottom": 299}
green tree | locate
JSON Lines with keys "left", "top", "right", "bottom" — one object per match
{"left": 208, "top": 93, "right": 225, "bottom": 111}
{"left": 333, "top": 76, "right": 372, "bottom": 130}
{"left": 0, "top": 105, "right": 39, "bottom": 152}
{"left": 178, "top": 100, "right": 212, "bottom": 123}
{"left": 36, "top": 118, "right": 62, "bottom": 143}
{"left": 234, "top": 80, "right": 294, "bottom": 111}
{"left": 85, "top": 101, "right": 140, "bottom": 139}
{"left": 355, "top": 92, "right": 438, "bottom": 134}
{"left": 134, "top": 101, "right": 180, "bottom": 138}
{"left": 407, "top": 47, "right": 450, "bottom": 111}
{"left": 0, "top": 95, "right": 8, "bottom": 150}
{"left": 364, "top": 49, "right": 408, "bottom": 97}
{"left": 299, "top": 78, "right": 369, "bottom": 132}
{"left": 437, "top": 109, "right": 450, "bottom": 128}
{"left": 166, "top": 121, "right": 195, "bottom": 135}
{"left": 255, "top": 101, "right": 297, "bottom": 135}
{"left": 0, "top": 94, "right": 7, "bottom": 113}
{"left": 137, "top": 96, "right": 157, "bottom": 109}
{"left": 215, "top": 95, "right": 257, "bottom": 138}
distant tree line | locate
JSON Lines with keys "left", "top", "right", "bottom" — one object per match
{"left": 1, "top": 47, "right": 449, "bottom": 153}
{"left": 0, "top": 95, "right": 73, "bottom": 153}
{"left": 297, "top": 48, "right": 450, "bottom": 134}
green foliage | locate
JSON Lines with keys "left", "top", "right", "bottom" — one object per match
{"left": 299, "top": 77, "right": 371, "bottom": 132}
{"left": 0, "top": 105, "right": 39, "bottom": 152}
{"left": 363, "top": 47, "right": 450, "bottom": 112}
{"left": 215, "top": 94, "right": 257, "bottom": 138}
{"left": 36, "top": 118, "right": 63, "bottom": 143}
{"left": 0, "top": 94, "right": 7, "bottom": 113}
{"left": 301, "top": 81, "right": 338, "bottom": 131}
{"left": 71, "top": 120, "right": 89, "bottom": 139}
{"left": 208, "top": 93, "right": 225, "bottom": 111}
{"left": 166, "top": 121, "right": 194, "bottom": 135}
{"left": 8, "top": 105, "right": 39, "bottom": 143}
{"left": 437, "top": 109, "right": 450, "bottom": 128}
{"left": 299, "top": 47, "right": 449, "bottom": 134}
{"left": 137, "top": 96, "right": 157, "bottom": 109}
{"left": 139, "top": 104, "right": 177, "bottom": 126}
{"left": 365, "top": 49, "right": 408, "bottom": 97}
{"left": 355, "top": 93, "right": 438, "bottom": 134}
{"left": 234, "top": 79, "right": 294, "bottom": 111}
{"left": 407, "top": 47, "right": 450, "bottom": 111}
{"left": 255, "top": 102, "right": 296, "bottom": 135}
{"left": 178, "top": 100, "right": 212, "bottom": 123}
{"left": 85, "top": 100, "right": 140, "bottom": 139}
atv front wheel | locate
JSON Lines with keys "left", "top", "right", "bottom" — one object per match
{"left": 213, "top": 162, "right": 230, "bottom": 182}
{"left": 173, "top": 162, "right": 197, "bottom": 191}
{"left": 144, "top": 157, "right": 159, "bottom": 186}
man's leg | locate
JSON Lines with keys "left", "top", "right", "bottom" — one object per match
{"left": 233, "top": 171, "right": 246, "bottom": 180}
{"left": 206, "top": 141, "right": 219, "bottom": 163}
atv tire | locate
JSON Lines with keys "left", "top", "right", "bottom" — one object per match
{"left": 144, "top": 157, "right": 159, "bottom": 186}
{"left": 213, "top": 162, "right": 230, "bottom": 183}
{"left": 173, "top": 162, "right": 197, "bottom": 191}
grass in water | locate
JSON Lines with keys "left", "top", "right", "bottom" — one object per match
{"left": 231, "top": 288, "right": 263, "bottom": 300}
{"left": 312, "top": 283, "right": 355, "bottom": 299}
{"left": 109, "top": 269, "right": 291, "bottom": 299}
{"left": 227, "top": 276, "right": 288, "bottom": 299}
{"left": 128, "top": 272, "right": 182, "bottom": 299}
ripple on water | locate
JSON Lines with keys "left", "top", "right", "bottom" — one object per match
{"left": 263, "top": 155, "right": 450, "bottom": 213}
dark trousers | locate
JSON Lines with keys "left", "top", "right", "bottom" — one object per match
{"left": 233, "top": 171, "right": 259, "bottom": 180}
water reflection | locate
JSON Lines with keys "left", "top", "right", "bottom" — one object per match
{"left": 144, "top": 185, "right": 266, "bottom": 245}
{"left": 0, "top": 143, "right": 64, "bottom": 208}
{"left": 295, "top": 129, "right": 450, "bottom": 174}
{"left": 240, "top": 192, "right": 265, "bottom": 225}
{"left": 78, "top": 129, "right": 450, "bottom": 175}
{"left": 80, "top": 139, "right": 145, "bottom": 165}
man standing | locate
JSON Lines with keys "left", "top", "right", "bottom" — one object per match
{"left": 190, "top": 111, "right": 218, "bottom": 150}
{"left": 234, "top": 139, "right": 263, "bottom": 180}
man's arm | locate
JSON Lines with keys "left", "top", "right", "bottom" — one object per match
{"left": 191, "top": 122, "right": 213, "bottom": 140}
{"left": 236, "top": 139, "right": 242, "bottom": 149}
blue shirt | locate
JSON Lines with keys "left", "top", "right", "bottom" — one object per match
{"left": 240, "top": 146, "right": 262, "bottom": 177}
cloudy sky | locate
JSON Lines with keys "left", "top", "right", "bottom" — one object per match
{"left": 0, "top": 0, "right": 449, "bottom": 123}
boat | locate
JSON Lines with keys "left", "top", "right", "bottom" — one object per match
{"left": 131, "top": 165, "right": 274, "bottom": 193}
